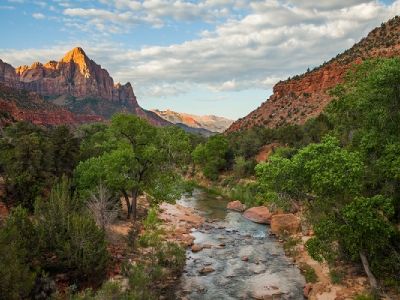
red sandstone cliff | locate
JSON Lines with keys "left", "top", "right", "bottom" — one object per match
{"left": 0, "top": 83, "right": 102, "bottom": 127}
{"left": 226, "top": 16, "right": 400, "bottom": 132}
{"left": 0, "top": 47, "right": 170, "bottom": 127}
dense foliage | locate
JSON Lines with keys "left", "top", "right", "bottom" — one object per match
{"left": 0, "top": 123, "right": 79, "bottom": 210}
{"left": 0, "top": 114, "right": 195, "bottom": 298}
{"left": 256, "top": 58, "right": 400, "bottom": 291}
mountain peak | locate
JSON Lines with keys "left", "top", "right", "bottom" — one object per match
{"left": 61, "top": 47, "right": 90, "bottom": 67}
{"left": 60, "top": 47, "right": 92, "bottom": 77}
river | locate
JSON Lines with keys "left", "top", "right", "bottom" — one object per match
{"left": 175, "top": 189, "right": 306, "bottom": 300}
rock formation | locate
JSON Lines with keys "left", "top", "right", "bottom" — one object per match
{"left": 152, "top": 109, "right": 233, "bottom": 133}
{"left": 226, "top": 16, "right": 400, "bottom": 132}
{"left": 0, "top": 47, "right": 170, "bottom": 127}
{"left": 0, "top": 83, "right": 102, "bottom": 127}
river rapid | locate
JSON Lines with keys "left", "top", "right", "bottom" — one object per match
{"left": 175, "top": 189, "right": 305, "bottom": 300}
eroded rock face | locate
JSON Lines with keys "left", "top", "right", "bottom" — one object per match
{"left": 0, "top": 84, "right": 102, "bottom": 127}
{"left": 0, "top": 47, "right": 173, "bottom": 127}
{"left": 243, "top": 206, "right": 272, "bottom": 224}
{"left": 5, "top": 47, "right": 138, "bottom": 107}
{"left": 270, "top": 214, "right": 301, "bottom": 236}
{"left": 226, "top": 16, "right": 400, "bottom": 133}
{"left": 227, "top": 200, "right": 246, "bottom": 212}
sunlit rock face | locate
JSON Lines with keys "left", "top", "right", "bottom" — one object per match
{"left": 6, "top": 47, "right": 138, "bottom": 107}
{"left": 0, "top": 47, "right": 171, "bottom": 127}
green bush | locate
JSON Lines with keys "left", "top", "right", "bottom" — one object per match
{"left": 229, "top": 183, "right": 260, "bottom": 207}
{"left": 35, "top": 179, "right": 109, "bottom": 282}
{"left": 156, "top": 242, "right": 186, "bottom": 272}
{"left": 59, "top": 214, "right": 108, "bottom": 280}
{"left": 329, "top": 269, "right": 344, "bottom": 284}
{"left": 0, "top": 215, "right": 36, "bottom": 300}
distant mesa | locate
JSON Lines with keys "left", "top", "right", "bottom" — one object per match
{"left": 152, "top": 109, "right": 234, "bottom": 133}
{"left": 226, "top": 16, "right": 400, "bottom": 133}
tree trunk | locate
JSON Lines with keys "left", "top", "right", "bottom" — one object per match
{"left": 359, "top": 251, "right": 379, "bottom": 293}
{"left": 122, "top": 190, "right": 131, "bottom": 219}
{"left": 131, "top": 189, "right": 138, "bottom": 221}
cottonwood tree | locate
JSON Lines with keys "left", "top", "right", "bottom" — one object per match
{"left": 75, "top": 114, "right": 191, "bottom": 220}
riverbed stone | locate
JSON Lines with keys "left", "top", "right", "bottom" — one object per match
{"left": 191, "top": 244, "right": 203, "bottom": 252}
{"left": 243, "top": 206, "right": 272, "bottom": 224}
{"left": 227, "top": 200, "right": 247, "bottom": 212}
{"left": 270, "top": 214, "right": 301, "bottom": 235}
{"left": 199, "top": 266, "right": 215, "bottom": 275}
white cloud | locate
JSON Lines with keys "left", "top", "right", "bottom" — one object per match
{"left": 32, "top": 12, "right": 45, "bottom": 19}
{"left": 1, "top": 0, "right": 400, "bottom": 102}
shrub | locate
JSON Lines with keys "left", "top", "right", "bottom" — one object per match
{"left": 0, "top": 207, "right": 37, "bottom": 299}
{"left": 329, "top": 269, "right": 344, "bottom": 284}
{"left": 35, "top": 179, "right": 109, "bottom": 282}
{"left": 156, "top": 242, "right": 186, "bottom": 272}
{"left": 59, "top": 214, "right": 109, "bottom": 281}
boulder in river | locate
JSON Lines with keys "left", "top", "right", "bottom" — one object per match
{"left": 199, "top": 266, "right": 215, "bottom": 275}
{"left": 270, "top": 214, "right": 301, "bottom": 235}
{"left": 227, "top": 200, "right": 247, "bottom": 212}
{"left": 191, "top": 244, "right": 203, "bottom": 252}
{"left": 243, "top": 206, "right": 272, "bottom": 224}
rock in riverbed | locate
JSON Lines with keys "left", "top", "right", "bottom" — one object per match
{"left": 199, "top": 266, "right": 215, "bottom": 275}
{"left": 243, "top": 206, "right": 272, "bottom": 224}
{"left": 227, "top": 200, "right": 247, "bottom": 212}
{"left": 270, "top": 214, "right": 301, "bottom": 235}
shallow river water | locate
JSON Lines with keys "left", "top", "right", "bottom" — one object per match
{"left": 175, "top": 189, "right": 305, "bottom": 300}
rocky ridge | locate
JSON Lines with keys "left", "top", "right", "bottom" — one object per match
{"left": 152, "top": 109, "right": 233, "bottom": 133}
{"left": 0, "top": 47, "right": 170, "bottom": 127}
{"left": 227, "top": 16, "right": 400, "bottom": 132}
{"left": 0, "top": 83, "right": 102, "bottom": 127}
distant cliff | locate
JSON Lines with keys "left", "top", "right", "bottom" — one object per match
{"left": 152, "top": 109, "right": 233, "bottom": 133}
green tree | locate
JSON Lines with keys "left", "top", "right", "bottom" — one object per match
{"left": 49, "top": 125, "right": 80, "bottom": 178}
{"left": 0, "top": 207, "right": 37, "bottom": 299}
{"left": 75, "top": 114, "right": 191, "bottom": 220}
{"left": 192, "top": 134, "right": 229, "bottom": 180}
{"left": 0, "top": 122, "right": 52, "bottom": 210}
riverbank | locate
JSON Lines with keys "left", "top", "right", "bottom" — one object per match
{"left": 174, "top": 188, "right": 305, "bottom": 299}
{"left": 189, "top": 176, "right": 376, "bottom": 299}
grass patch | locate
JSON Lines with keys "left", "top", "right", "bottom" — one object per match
{"left": 282, "top": 236, "right": 301, "bottom": 257}
{"left": 329, "top": 269, "right": 344, "bottom": 284}
{"left": 299, "top": 263, "right": 318, "bottom": 283}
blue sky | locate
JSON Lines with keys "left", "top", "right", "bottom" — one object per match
{"left": 0, "top": 0, "right": 398, "bottom": 119}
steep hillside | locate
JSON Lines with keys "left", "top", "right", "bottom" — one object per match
{"left": 0, "top": 47, "right": 170, "bottom": 127}
{"left": 0, "top": 83, "right": 102, "bottom": 127}
{"left": 152, "top": 109, "right": 233, "bottom": 133}
{"left": 227, "top": 16, "right": 400, "bottom": 132}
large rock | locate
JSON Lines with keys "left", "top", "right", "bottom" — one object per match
{"left": 243, "top": 206, "right": 272, "bottom": 224}
{"left": 227, "top": 200, "right": 246, "bottom": 212}
{"left": 270, "top": 214, "right": 301, "bottom": 235}
{"left": 191, "top": 244, "right": 203, "bottom": 252}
